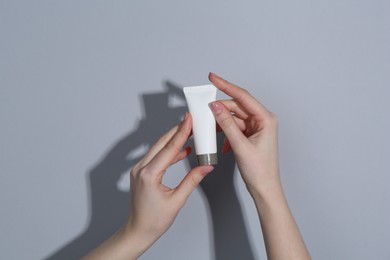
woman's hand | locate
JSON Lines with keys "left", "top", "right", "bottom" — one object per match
{"left": 83, "top": 113, "right": 213, "bottom": 260}
{"left": 208, "top": 73, "right": 280, "bottom": 197}
{"left": 127, "top": 112, "right": 213, "bottom": 243}
{"left": 208, "top": 73, "right": 310, "bottom": 260}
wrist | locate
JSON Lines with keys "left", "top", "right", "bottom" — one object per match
{"left": 247, "top": 177, "right": 286, "bottom": 206}
{"left": 82, "top": 225, "right": 154, "bottom": 260}
{"left": 121, "top": 222, "right": 159, "bottom": 259}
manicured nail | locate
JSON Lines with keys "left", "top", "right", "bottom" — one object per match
{"left": 209, "top": 101, "right": 223, "bottom": 115}
{"left": 201, "top": 165, "right": 214, "bottom": 176}
{"left": 222, "top": 138, "right": 230, "bottom": 153}
{"left": 209, "top": 72, "right": 220, "bottom": 79}
{"left": 183, "top": 112, "right": 189, "bottom": 121}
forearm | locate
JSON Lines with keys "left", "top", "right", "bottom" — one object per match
{"left": 251, "top": 180, "right": 311, "bottom": 260}
{"left": 82, "top": 226, "right": 155, "bottom": 260}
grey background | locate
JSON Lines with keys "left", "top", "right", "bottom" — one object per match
{"left": 1, "top": 0, "right": 389, "bottom": 259}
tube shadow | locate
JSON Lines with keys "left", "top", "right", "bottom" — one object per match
{"left": 46, "top": 81, "right": 256, "bottom": 260}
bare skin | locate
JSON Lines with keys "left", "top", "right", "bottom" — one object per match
{"left": 208, "top": 73, "right": 310, "bottom": 260}
{"left": 83, "top": 113, "right": 213, "bottom": 260}
{"left": 83, "top": 73, "right": 310, "bottom": 260}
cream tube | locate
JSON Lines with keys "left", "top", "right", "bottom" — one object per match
{"left": 183, "top": 84, "right": 218, "bottom": 166}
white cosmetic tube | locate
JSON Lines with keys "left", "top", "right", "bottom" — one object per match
{"left": 183, "top": 84, "right": 218, "bottom": 166}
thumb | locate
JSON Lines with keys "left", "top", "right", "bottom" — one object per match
{"left": 174, "top": 166, "right": 214, "bottom": 202}
{"left": 209, "top": 101, "right": 248, "bottom": 153}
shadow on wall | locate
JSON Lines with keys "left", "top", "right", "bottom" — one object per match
{"left": 46, "top": 81, "right": 256, "bottom": 260}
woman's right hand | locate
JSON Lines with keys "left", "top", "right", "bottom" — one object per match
{"left": 208, "top": 73, "right": 281, "bottom": 197}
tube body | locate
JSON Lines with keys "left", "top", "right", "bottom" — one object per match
{"left": 183, "top": 84, "right": 217, "bottom": 165}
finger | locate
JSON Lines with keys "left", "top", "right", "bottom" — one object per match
{"left": 209, "top": 101, "right": 249, "bottom": 154}
{"left": 140, "top": 113, "right": 189, "bottom": 167}
{"left": 174, "top": 166, "right": 214, "bottom": 203}
{"left": 219, "top": 99, "right": 249, "bottom": 120}
{"left": 171, "top": 146, "right": 192, "bottom": 165}
{"left": 216, "top": 115, "right": 246, "bottom": 133}
{"left": 209, "top": 72, "right": 271, "bottom": 118}
{"left": 147, "top": 113, "right": 193, "bottom": 174}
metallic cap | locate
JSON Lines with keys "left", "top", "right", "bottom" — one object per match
{"left": 197, "top": 153, "right": 218, "bottom": 166}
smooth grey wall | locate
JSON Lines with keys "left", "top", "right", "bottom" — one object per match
{"left": 1, "top": 1, "right": 389, "bottom": 259}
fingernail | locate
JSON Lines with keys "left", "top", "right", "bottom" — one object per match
{"left": 209, "top": 72, "right": 221, "bottom": 79}
{"left": 222, "top": 138, "right": 229, "bottom": 153}
{"left": 182, "top": 112, "right": 189, "bottom": 122}
{"left": 209, "top": 101, "right": 223, "bottom": 115}
{"left": 184, "top": 112, "right": 189, "bottom": 120}
{"left": 201, "top": 166, "right": 214, "bottom": 176}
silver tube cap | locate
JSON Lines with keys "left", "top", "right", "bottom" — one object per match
{"left": 197, "top": 153, "right": 218, "bottom": 166}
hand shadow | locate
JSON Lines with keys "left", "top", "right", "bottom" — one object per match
{"left": 45, "top": 81, "right": 256, "bottom": 260}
